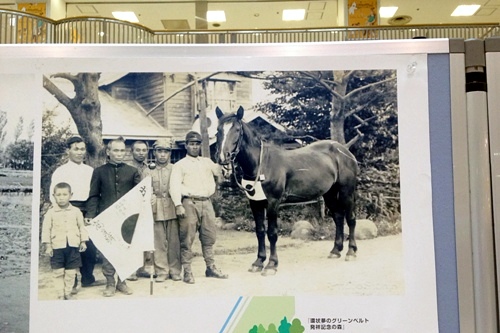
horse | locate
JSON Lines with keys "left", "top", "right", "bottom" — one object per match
{"left": 215, "top": 106, "right": 359, "bottom": 276}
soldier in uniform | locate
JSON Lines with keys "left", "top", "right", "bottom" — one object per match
{"left": 127, "top": 140, "right": 153, "bottom": 280}
{"left": 170, "top": 131, "right": 228, "bottom": 284}
{"left": 128, "top": 140, "right": 149, "bottom": 175}
{"left": 143, "top": 138, "right": 182, "bottom": 282}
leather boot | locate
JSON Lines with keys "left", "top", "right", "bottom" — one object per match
{"left": 103, "top": 284, "right": 116, "bottom": 297}
{"left": 205, "top": 265, "right": 228, "bottom": 279}
{"left": 183, "top": 265, "right": 195, "bottom": 284}
{"left": 103, "top": 277, "right": 116, "bottom": 297}
{"left": 116, "top": 281, "right": 133, "bottom": 295}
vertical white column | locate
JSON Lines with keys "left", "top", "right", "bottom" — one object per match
{"left": 337, "top": 0, "right": 347, "bottom": 26}
{"left": 450, "top": 39, "right": 476, "bottom": 333}
{"left": 465, "top": 38, "right": 498, "bottom": 333}
{"left": 485, "top": 37, "right": 500, "bottom": 332}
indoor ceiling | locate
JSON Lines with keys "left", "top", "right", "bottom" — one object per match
{"left": 1, "top": 0, "right": 500, "bottom": 31}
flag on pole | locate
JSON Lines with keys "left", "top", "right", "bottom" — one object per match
{"left": 85, "top": 176, "right": 154, "bottom": 281}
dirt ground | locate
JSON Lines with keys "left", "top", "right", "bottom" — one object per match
{"left": 0, "top": 193, "right": 32, "bottom": 333}
{"left": 0, "top": 189, "right": 403, "bottom": 333}
{"left": 37, "top": 230, "right": 403, "bottom": 299}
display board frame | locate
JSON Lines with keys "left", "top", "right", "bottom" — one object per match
{"left": 0, "top": 40, "right": 460, "bottom": 333}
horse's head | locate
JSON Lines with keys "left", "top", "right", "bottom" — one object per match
{"left": 215, "top": 106, "right": 244, "bottom": 165}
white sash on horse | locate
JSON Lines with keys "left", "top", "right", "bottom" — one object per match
{"left": 242, "top": 178, "right": 267, "bottom": 201}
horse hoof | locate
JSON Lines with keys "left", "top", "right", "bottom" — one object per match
{"left": 261, "top": 268, "right": 277, "bottom": 276}
{"left": 328, "top": 252, "right": 341, "bottom": 259}
{"left": 345, "top": 254, "right": 357, "bottom": 261}
{"left": 248, "top": 265, "right": 263, "bottom": 273}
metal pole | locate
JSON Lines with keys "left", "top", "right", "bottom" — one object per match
{"left": 485, "top": 36, "right": 500, "bottom": 331}
{"left": 465, "top": 38, "right": 497, "bottom": 333}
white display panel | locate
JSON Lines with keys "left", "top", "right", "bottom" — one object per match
{"left": 0, "top": 40, "right": 452, "bottom": 333}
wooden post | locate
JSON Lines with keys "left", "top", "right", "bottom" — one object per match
{"left": 195, "top": 77, "right": 210, "bottom": 157}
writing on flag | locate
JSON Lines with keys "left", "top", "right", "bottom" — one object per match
{"left": 85, "top": 176, "right": 154, "bottom": 281}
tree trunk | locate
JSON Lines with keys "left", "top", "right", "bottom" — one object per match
{"left": 329, "top": 70, "right": 349, "bottom": 144}
{"left": 43, "top": 73, "right": 105, "bottom": 167}
{"left": 330, "top": 112, "right": 346, "bottom": 144}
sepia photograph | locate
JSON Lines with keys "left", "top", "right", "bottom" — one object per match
{"left": 0, "top": 73, "right": 38, "bottom": 333}
{"left": 0, "top": 42, "right": 445, "bottom": 333}
{"left": 37, "top": 69, "right": 402, "bottom": 301}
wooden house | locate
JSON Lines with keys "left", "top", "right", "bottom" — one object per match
{"left": 99, "top": 71, "right": 253, "bottom": 162}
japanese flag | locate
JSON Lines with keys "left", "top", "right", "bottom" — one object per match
{"left": 85, "top": 176, "right": 154, "bottom": 281}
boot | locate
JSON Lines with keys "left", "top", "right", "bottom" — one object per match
{"left": 183, "top": 265, "right": 195, "bottom": 284}
{"left": 205, "top": 265, "right": 228, "bottom": 279}
{"left": 116, "top": 281, "right": 133, "bottom": 295}
{"left": 103, "top": 277, "right": 116, "bottom": 297}
{"left": 103, "top": 285, "right": 115, "bottom": 297}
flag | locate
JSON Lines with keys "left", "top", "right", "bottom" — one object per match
{"left": 85, "top": 176, "right": 154, "bottom": 281}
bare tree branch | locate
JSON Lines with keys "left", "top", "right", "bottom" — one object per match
{"left": 345, "top": 76, "right": 396, "bottom": 99}
{"left": 50, "top": 73, "right": 81, "bottom": 86}
{"left": 43, "top": 75, "right": 72, "bottom": 110}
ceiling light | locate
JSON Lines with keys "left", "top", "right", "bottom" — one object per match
{"left": 282, "top": 9, "right": 306, "bottom": 21}
{"left": 207, "top": 10, "right": 226, "bottom": 22}
{"left": 451, "top": 5, "right": 481, "bottom": 16}
{"left": 112, "top": 11, "right": 139, "bottom": 23}
{"left": 379, "top": 7, "right": 398, "bottom": 18}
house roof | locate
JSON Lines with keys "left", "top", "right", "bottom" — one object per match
{"left": 99, "top": 91, "right": 171, "bottom": 140}
{"left": 43, "top": 77, "right": 170, "bottom": 141}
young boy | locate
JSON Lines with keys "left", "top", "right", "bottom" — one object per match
{"left": 42, "top": 182, "right": 88, "bottom": 300}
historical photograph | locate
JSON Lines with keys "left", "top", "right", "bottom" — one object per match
{"left": 0, "top": 74, "right": 37, "bottom": 333}
{"left": 37, "top": 69, "right": 402, "bottom": 301}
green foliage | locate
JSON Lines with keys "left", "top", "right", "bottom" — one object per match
{"left": 267, "top": 323, "right": 278, "bottom": 333}
{"left": 247, "top": 317, "right": 304, "bottom": 333}
{"left": 278, "top": 317, "right": 291, "bottom": 333}
{"left": 213, "top": 185, "right": 254, "bottom": 228}
{"left": 40, "top": 110, "right": 73, "bottom": 205}
{"left": 256, "top": 70, "right": 400, "bottom": 229}
{"left": 0, "top": 110, "right": 9, "bottom": 166}
{"left": 4, "top": 140, "right": 34, "bottom": 170}
{"left": 290, "top": 319, "right": 305, "bottom": 333}
{"left": 258, "top": 71, "right": 332, "bottom": 141}
{"left": 257, "top": 324, "right": 267, "bottom": 333}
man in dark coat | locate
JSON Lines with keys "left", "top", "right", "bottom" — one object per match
{"left": 85, "top": 137, "right": 141, "bottom": 297}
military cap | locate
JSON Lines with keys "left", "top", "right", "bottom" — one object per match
{"left": 185, "top": 131, "right": 202, "bottom": 142}
{"left": 153, "top": 138, "right": 173, "bottom": 150}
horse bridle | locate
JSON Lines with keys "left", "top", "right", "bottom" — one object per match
{"left": 219, "top": 118, "right": 264, "bottom": 193}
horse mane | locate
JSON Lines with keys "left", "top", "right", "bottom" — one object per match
{"left": 219, "top": 112, "right": 262, "bottom": 148}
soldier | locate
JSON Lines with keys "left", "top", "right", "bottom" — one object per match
{"left": 126, "top": 140, "right": 152, "bottom": 280}
{"left": 142, "top": 138, "right": 182, "bottom": 282}
{"left": 170, "top": 131, "right": 228, "bottom": 284}
{"left": 128, "top": 140, "right": 149, "bottom": 175}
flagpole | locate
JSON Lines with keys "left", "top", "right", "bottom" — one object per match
{"left": 149, "top": 250, "right": 154, "bottom": 295}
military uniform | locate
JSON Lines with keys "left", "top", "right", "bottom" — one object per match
{"left": 128, "top": 159, "right": 148, "bottom": 176}
{"left": 169, "top": 131, "right": 228, "bottom": 284}
{"left": 126, "top": 159, "right": 153, "bottom": 280}
{"left": 143, "top": 139, "right": 181, "bottom": 281}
